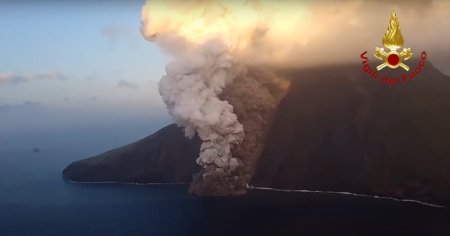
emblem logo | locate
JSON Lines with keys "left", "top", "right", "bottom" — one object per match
{"left": 374, "top": 11, "right": 412, "bottom": 71}
{"left": 360, "top": 10, "right": 427, "bottom": 85}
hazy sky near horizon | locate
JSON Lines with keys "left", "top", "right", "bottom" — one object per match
{"left": 0, "top": 0, "right": 174, "bottom": 148}
{"left": 0, "top": 0, "right": 169, "bottom": 112}
{"left": 0, "top": 1, "right": 173, "bottom": 143}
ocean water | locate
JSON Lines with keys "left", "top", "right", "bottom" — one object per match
{"left": 0, "top": 145, "right": 203, "bottom": 236}
{"left": 1, "top": 133, "right": 450, "bottom": 235}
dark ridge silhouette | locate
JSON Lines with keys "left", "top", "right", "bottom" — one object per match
{"left": 63, "top": 124, "right": 201, "bottom": 183}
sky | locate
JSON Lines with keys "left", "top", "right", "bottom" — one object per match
{"left": 0, "top": 0, "right": 172, "bottom": 110}
{"left": 0, "top": 1, "right": 173, "bottom": 149}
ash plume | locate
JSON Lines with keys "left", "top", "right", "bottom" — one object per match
{"left": 158, "top": 38, "right": 247, "bottom": 195}
{"left": 140, "top": 0, "right": 292, "bottom": 195}
{"left": 140, "top": 0, "right": 450, "bottom": 195}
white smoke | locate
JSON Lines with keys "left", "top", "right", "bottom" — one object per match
{"left": 141, "top": 7, "right": 290, "bottom": 194}
{"left": 154, "top": 34, "right": 247, "bottom": 194}
{"left": 146, "top": 35, "right": 289, "bottom": 194}
{"left": 141, "top": 0, "right": 450, "bottom": 71}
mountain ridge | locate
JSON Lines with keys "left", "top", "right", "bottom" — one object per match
{"left": 63, "top": 62, "right": 450, "bottom": 205}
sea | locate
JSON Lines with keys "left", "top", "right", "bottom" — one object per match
{"left": 1, "top": 124, "right": 450, "bottom": 236}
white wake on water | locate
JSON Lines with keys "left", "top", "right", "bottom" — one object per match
{"left": 66, "top": 180, "right": 446, "bottom": 208}
{"left": 248, "top": 185, "right": 445, "bottom": 208}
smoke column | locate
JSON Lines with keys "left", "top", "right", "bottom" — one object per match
{"left": 141, "top": 0, "right": 450, "bottom": 195}
{"left": 141, "top": 0, "right": 294, "bottom": 195}
{"left": 159, "top": 38, "right": 247, "bottom": 195}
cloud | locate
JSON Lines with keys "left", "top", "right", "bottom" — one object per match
{"left": 101, "top": 24, "right": 134, "bottom": 42}
{"left": 0, "top": 71, "right": 65, "bottom": 86}
{"left": 0, "top": 101, "right": 42, "bottom": 113}
{"left": 118, "top": 79, "right": 139, "bottom": 89}
{"left": 141, "top": 0, "right": 450, "bottom": 69}
{"left": 85, "top": 74, "right": 97, "bottom": 81}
